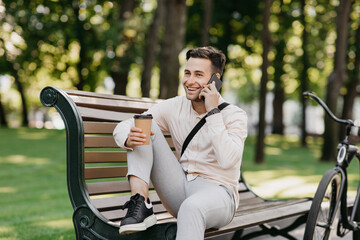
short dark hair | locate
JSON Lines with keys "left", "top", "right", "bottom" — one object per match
{"left": 186, "top": 46, "right": 226, "bottom": 75}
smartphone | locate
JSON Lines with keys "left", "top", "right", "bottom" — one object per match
{"left": 208, "top": 74, "right": 223, "bottom": 92}
{"left": 201, "top": 74, "right": 222, "bottom": 101}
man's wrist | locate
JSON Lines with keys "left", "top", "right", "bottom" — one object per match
{"left": 207, "top": 108, "right": 220, "bottom": 117}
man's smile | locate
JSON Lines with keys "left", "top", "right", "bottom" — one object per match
{"left": 186, "top": 86, "right": 201, "bottom": 93}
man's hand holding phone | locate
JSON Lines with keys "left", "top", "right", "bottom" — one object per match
{"left": 199, "top": 81, "right": 220, "bottom": 112}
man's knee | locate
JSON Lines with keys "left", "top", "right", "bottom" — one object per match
{"left": 177, "top": 197, "right": 206, "bottom": 223}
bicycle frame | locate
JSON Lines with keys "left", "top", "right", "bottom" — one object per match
{"left": 337, "top": 151, "right": 360, "bottom": 235}
{"left": 303, "top": 92, "right": 360, "bottom": 236}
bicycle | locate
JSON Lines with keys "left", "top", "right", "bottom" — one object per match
{"left": 302, "top": 92, "right": 360, "bottom": 240}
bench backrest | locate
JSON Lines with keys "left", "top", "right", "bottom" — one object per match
{"left": 40, "top": 87, "right": 257, "bottom": 225}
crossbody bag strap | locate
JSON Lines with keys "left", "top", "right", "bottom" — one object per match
{"left": 180, "top": 102, "right": 229, "bottom": 157}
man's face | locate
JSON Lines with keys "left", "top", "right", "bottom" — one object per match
{"left": 182, "top": 57, "right": 213, "bottom": 102}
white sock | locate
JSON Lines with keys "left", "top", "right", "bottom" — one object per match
{"left": 144, "top": 200, "right": 152, "bottom": 209}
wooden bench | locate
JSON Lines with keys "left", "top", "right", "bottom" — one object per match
{"left": 40, "top": 86, "right": 312, "bottom": 240}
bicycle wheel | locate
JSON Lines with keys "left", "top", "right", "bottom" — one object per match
{"left": 304, "top": 168, "right": 341, "bottom": 240}
{"left": 353, "top": 196, "right": 360, "bottom": 239}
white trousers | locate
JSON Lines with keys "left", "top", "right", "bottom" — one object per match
{"left": 127, "top": 122, "right": 235, "bottom": 240}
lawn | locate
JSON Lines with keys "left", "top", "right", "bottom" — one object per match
{"left": 0, "top": 128, "right": 359, "bottom": 239}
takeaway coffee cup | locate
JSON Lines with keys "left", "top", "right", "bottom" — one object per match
{"left": 134, "top": 114, "right": 153, "bottom": 145}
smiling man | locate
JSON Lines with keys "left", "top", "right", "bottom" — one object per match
{"left": 113, "top": 46, "right": 247, "bottom": 240}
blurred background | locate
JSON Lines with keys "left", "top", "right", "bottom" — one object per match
{"left": 1, "top": 0, "right": 360, "bottom": 239}
{"left": 1, "top": 0, "right": 360, "bottom": 163}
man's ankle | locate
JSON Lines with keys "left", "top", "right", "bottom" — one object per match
{"left": 131, "top": 192, "right": 148, "bottom": 201}
{"left": 129, "top": 175, "right": 149, "bottom": 200}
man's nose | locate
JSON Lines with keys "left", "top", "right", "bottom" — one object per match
{"left": 187, "top": 75, "right": 196, "bottom": 84}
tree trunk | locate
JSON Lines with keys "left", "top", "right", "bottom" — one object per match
{"left": 341, "top": 25, "right": 360, "bottom": 124}
{"left": 300, "top": 0, "right": 309, "bottom": 147}
{"left": 159, "top": 0, "right": 187, "bottom": 99}
{"left": 73, "top": 0, "right": 86, "bottom": 90}
{"left": 112, "top": 0, "right": 137, "bottom": 95}
{"left": 272, "top": 39, "right": 285, "bottom": 135}
{"left": 255, "top": 0, "right": 272, "bottom": 164}
{"left": 272, "top": 85, "right": 285, "bottom": 134}
{"left": 272, "top": 0, "right": 287, "bottom": 135}
{"left": 0, "top": 94, "right": 8, "bottom": 127}
{"left": 141, "top": 0, "right": 165, "bottom": 97}
{"left": 321, "top": 0, "right": 353, "bottom": 162}
{"left": 112, "top": 70, "right": 129, "bottom": 96}
{"left": 14, "top": 74, "right": 28, "bottom": 126}
{"left": 201, "top": 0, "right": 213, "bottom": 46}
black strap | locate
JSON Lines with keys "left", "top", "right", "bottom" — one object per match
{"left": 180, "top": 102, "right": 229, "bottom": 157}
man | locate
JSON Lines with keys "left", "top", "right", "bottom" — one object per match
{"left": 113, "top": 46, "right": 247, "bottom": 240}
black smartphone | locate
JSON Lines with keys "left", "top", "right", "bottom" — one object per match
{"left": 201, "top": 74, "right": 222, "bottom": 101}
{"left": 208, "top": 74, "right": 222, "bottom": 92}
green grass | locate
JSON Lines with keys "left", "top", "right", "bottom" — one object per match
{"left": 0, "top": 128, "right": 73, "bottom": 240}
{"left": 0, "top": 128, "right": 359, "bottom": 239}
{"left": 242, "top": 135, "right": 359, "bottom": 199}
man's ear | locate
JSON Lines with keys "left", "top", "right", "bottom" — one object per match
{"left": 216, "top": 73, "right": 221, "bottom": 79}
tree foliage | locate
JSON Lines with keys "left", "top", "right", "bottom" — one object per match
{"left": 1, "top": 0, "right": 360, "bottom": 163}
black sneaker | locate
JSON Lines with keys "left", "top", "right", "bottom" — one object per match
{"left": 119, "top": 193, "right": 157, "bottom": 235}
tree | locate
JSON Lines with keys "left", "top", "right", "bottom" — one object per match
{"left": 255, "top": 0, "right": 272, "bottom": 164}
{"left": 300, "top": 0, "right": 309, "bottom": 146}
{"left": 1, "top": 1, "right": 31, "bottom": 126}
{"left": 111, "top": 0, "right": 139, "bottom": 95}
{"left": 341, "top": 21, "right": 360, "bottom": 138}
{"left": 200, "top": 0, "right": 213, "bottom": 46}
{"left": 0, "top": 93, "right": 8, "bottom": 127}
{"left": 272, "top": 0, "right": 290, "bottom": 135}
{"left": 159, "top": 0, "right": 187, "bottom": 99}
{"left": 321, "top": 0, "right": 353, "bottom": 162}
{"left": 141, "top": 0, "right": 166, "bottom": 97}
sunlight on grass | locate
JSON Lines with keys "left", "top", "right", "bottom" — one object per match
{"left": 247, "top": 174, "right": 319, "bottom": 199}
{"left": 265, "top": 147, "right": 282, "bottom": 155}
{"left": 0, "top": 155, "right": 50, "bottom": 165}
{"left": 0, "top": 226, "right": 13, "bottom": 234}
{"left": 0, "top": 187, "right": 17, "bottom": 194}
{"left": 36, "top": 219, "right": 73, "bottom": 229}
{"left": 16, "top": 129, "right": 53, "bottom": 140}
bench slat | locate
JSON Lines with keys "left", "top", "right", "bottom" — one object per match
{"left": 238, "top": 191, "right": 258, "bottom": 201}
{"left": 78, "top": 107, "right": 134, "bottom": 122}
{"left": 236, "top": 199, "right": 300, "bottom": 213}
{"left": 84, "top": 122, "right": 118, "bottom": 134}
{"left": 84, "top": 121, "right": 172, "bottom": 138}
{"left": 85, "top": 151, "right": 127, "bottom": 163}
{"left": 204, "top": 199, "right": 312, "bottom": 237}
{"left": 65, "top": 89, "right": 160, "bottom": 105}
{"left": 85, "top": 136, "right": 119, "bottom": 148}
{"left": 85, "top": 166, "right": 128, "bottom": 179}
{"left": 87, "top": 181, "right": 155, "bottom": 195}
{"left": 87, "top": 181, "right": 131, "bottom": 195}
{"left": 100, "top": 204, "right": 168, "bottom": 222}
{"left": 84, "top": 150, "right": 177, "bottom": 163}
{"left": 84, "top": 136, "right": 175, "bottom": 148}
{"left": 70, "top": 95, "right": 154, "bottom": 113}
{"left": 91, "top": 192, "right": 160, "bottom": 211}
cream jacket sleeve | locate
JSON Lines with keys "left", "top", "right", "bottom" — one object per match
{"left": 205, "top": 106, "right": 247, "bottom": 170}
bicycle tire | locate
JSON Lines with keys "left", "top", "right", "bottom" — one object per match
{"left": 353, "top": 197, "right": 360, "bottom": 239}
{"left": 304, "top": 168, "right": 341, "bottom": 240}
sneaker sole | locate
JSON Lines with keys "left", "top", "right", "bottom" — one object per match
{"left": 119, "top": 214, "right": 157, "bottom": 235}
